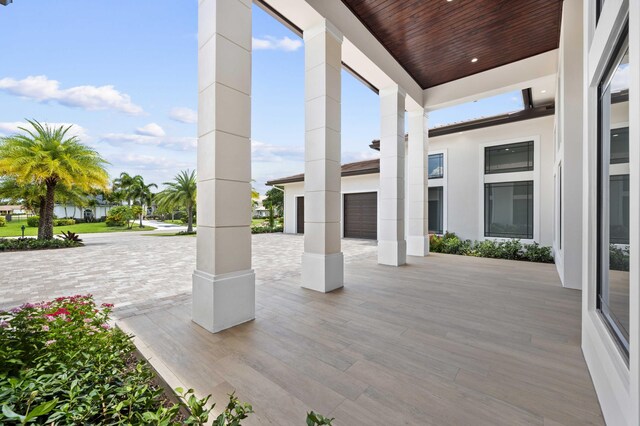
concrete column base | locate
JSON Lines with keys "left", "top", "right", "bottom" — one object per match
{"left": 301, "top": 252, "right": 344, "bottom": 293}
{"left": 192, "top": 269, "right": 255, "bottom": 333}
{"left": 407, "top": 235, "right": 430, "bottom": 257}
{"left": 378, "top": 240, "right": 407, "bottom": 266}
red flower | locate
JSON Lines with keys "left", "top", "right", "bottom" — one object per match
{"left": 51, "top": 308, "right": 71, "bottom": 317}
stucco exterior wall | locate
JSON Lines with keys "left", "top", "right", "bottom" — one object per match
{"left": 428, "top": 115, "right": 555, "bottom": 246}
{"left": 279, "top": 114, "right": 555, "bottom": 246}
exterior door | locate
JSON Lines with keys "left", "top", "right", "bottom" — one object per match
{"left": 343, "top": 192, "right": 377, "bottom": 240}
{"left": 296, "top": 196, "right": 304, "bottom": 234}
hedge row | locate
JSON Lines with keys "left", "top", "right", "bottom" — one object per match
{"left": 430, "top": 233, "right": 554, "bottom": 263}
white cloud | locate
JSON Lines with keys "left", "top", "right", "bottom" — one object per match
{"left": 102, "top": 132, "right": 196, "bottom": 151}
{"left": 135, "top": 123, "right": 165, "bottom": 137}
{"left": 0, "top": 121, "right": 90, "bottom": 142}
{"left": 251, "top": 140, "right": 304, "bottom": 162}
{"left": 341, "top": 150, "right": 379, "bottom": 164}
{"left": 169, "top": 107, "right": 197, "bottom": 124}
{"left": 0, "top": 75, "right": 144, "bottom": 115}
{"left": 252, "top": 36, "right": 302, "bottom": 52}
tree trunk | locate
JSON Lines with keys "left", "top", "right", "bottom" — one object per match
{"left": 187, "top": 205, "right": 193, "bottom": 233}
{"left": 37, "top": 196, "right": 46, "bottom": 240}
{"left": 42, "top": 180, "right": 56, "bottom": 240}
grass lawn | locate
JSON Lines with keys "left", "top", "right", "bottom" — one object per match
{"left": 0, "top": 219, "right": 155, "bottom": 237}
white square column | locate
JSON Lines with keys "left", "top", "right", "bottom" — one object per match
{"left": 406, "top": 109, "right": 429, "bottom": 256}
{"left": 193, "top": 0, "right": 255, "bottom": 333}
{"left": 301, "top": 20, "right": 344, "bottom": 293}
{"left": 378, "top": 85, "right": 407, "bottom": 266}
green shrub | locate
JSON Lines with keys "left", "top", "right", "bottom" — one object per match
{"left": 27, "top": 215, "right": 39, "bottom": 227}
{"left": 429, "top": 232, "right": 554, "bottom": 264}
{"left": 53, "top": 218, "right": 76, "bottom": 226}
{"left": 0, "top": 296, "right": 333, "bottom": 425}
{"left": 0, "top": 216, "right": 5, "bottom": 227}
{"left": 251, "top": 223, "right": 283, "bottom": 234}
{"left": 523, "top": 242, "right": 554, "bottom": 263}
{"left": 106, "top": 206, "right": 133, "bottom": 227}
{"left": 0, "top": 238, "right": 82, "bottom": 252}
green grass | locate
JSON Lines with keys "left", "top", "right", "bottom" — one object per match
{"left": 0, "top": 220, "right": 155, "bottom": 237}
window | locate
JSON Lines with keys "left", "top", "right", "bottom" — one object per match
{"left": 484, "top": 181, "right": 533, "bottom": 239}
{"left": 428, "top": 187, "right": 443, "bottom": 234}
{"left": 428, "top": 153, "right": 444, "bottom": 179}
{"left": 597, "top": 30, "right": 629, "bottom": 356}
{"left": 610, "top": 127, "right": 629, "bottom": 164}
{"left": 484, "top": 141, "right": 534, "bottom": 174}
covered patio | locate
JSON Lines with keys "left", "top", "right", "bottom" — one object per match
{"left": 120, "top": 250, "right": 603, "bottom": 425}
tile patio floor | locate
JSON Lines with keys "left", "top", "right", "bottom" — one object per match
{"left": 0, "top": 232, "right": 604, "bottom": 425}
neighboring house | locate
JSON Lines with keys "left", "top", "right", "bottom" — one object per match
{"left": 53, "top": 195, "right": 118, "bottom": 221}
{"left": 0, "top": 205, "right": 26, "bottom": 217}
{"left": 267, "top": 103, "right": 558, "bottom": 247}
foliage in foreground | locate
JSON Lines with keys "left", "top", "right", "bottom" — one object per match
{"left": 0, "top": 238, "right": 82, "bottom": 252}
{"left": 0, "top": 216, "right": 5, "bottom": 227}
{"left": 251, "top": 223, "right": 284, "bottom": 234}
{"left": 0, "top": 296, "right": 334, "bottom": 425}
{"left": 429, "top": 232, "right": 554, "bottom": 263}
{"left": 0, "top": 296, "right": 229, "bottom": 425}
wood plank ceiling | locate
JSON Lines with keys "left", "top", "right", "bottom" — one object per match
{"left": 340, "top": 0, "right": 563, "bottom": 88}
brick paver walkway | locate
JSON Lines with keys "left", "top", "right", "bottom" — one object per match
{"left": 0, "top": 233, "right": 376, "bottom": 318}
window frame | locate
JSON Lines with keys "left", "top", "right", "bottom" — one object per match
{"left": 479, "top": 137, "right": 540, "bottom": 242}
{"left": 484, "top": 181, "right": 534, "bottom": 239}
{"left": 484, "top": 141, "right": 535, "bottom": 175}
{"left": 428, "top": 153, "right": 444, "bottom": 179}
{"left": 596, "top": 29, "right": 630, "bottom": 358}
{"left": 428, "top": 149, "right": 447, "bottom": 235}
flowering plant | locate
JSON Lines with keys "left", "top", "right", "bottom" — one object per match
{"left": 0, "top": 295, "right": 221, "bottom": 424}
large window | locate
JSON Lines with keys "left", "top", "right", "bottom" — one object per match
{"left": 428, "top": 153, "right": 444, "bottom": 179}
{"left": 428, "top": 187, "right": 443, "bottom": 234}
{"left": 484, "top": 141, "right": 534, "bottom": 174}
{"left": 597, "top": 31, "right": 630, "bottom": 356}
{"left": 484, "top": 181, "right": 534, "bottom": 239}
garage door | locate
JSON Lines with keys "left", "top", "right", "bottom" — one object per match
{"left": 296, "top": 196, "right": 304, "bottom": 234}
{"left": 344, "top": 192, "right": 377, "bottom": 240}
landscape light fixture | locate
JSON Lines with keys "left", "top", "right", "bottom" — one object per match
{"left": 21, "top": 225, "right": 25, "bottom": 238}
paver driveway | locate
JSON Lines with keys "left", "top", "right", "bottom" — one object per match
{"left": 0, "top": 232, "right": 377, "bottom": 317}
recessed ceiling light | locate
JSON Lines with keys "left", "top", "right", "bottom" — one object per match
{"left": 471, "top": 57, "right": 478, "bottom": 63}
{"left": 447, "top": 0, "right": 453, "bottom": 2}
{"left": 541, "top": 89, "right": 547, "bottom": 93}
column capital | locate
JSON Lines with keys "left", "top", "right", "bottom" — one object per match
{"left": 304, "top": 19, "right": 343, "bottom": 43}
{"left": 379, "top": 84, "right": 407, "bottom": 99}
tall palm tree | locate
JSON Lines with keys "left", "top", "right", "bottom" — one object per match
{"left": 155, "top": 170, "right": 197, "bottom": 233}
{"left": 127, "top": 175, "right": 157, "bottom": 227}
{"left": 0, "top": 120, "right": 109, "bottom": 239}
{"left": 113, "top": 172, "right": 137, "bottom": 206}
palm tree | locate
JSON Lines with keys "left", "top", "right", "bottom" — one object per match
{"left": 127, "top": 175, "right": 157, "bottom": 227}
{"left": 113, "top": 172, "right": 137, "bottom": 206}
{"left": 0, "top": 120, "right": 109, "bottom": 239}
{"left": 155, "top": 170, "right": 197, "bottom": 233}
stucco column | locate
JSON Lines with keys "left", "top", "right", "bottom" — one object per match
{"left": 192, "top": 0, "right": 255, "bottom": 332}
{"left": 406, "top": 109, "right": 429, "bottom": 256}
{"left": 378, "top": 85, "right": 407, "bottom": 266}
{"left": 301, "top": 20, "right": 344, "bottom": 293}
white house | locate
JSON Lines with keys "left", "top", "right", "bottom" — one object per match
{"left": 268, "top": 103, "right": 558, "bottom": 247}
{"left": 194, "top": 1, "right": 638, "bottom": 424}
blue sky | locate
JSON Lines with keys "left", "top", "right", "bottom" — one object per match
{"left": 0, "top": 0, "right": 522, "bottom": 193}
